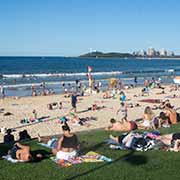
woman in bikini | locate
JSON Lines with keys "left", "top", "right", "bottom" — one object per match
{"left": 138, "top": 106, "right": 154, "bottom": 129}
{"left": 52, "top": 124, "right": 80, "bottom": 162}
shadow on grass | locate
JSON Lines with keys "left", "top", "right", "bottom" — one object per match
{"left": 79, "top": 142, "right": 105, "bottom": 155}
{"left": 67, "top": 148, "right": 148, "bottom": 180}
{"left": 121, "top": 152, "right": 148, "bottom": 166}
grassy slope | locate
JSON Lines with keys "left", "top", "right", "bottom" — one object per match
{"left": 1, "top": 124, "right": 180, "bottom": 180}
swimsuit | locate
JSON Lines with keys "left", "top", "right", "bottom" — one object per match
{"left": 129, "top": 121, "right": 137, "bottom": 130}
{"left": 171, "top": 133, "right": 180, "bottom": 147}
{"left": 61, "top": 135, "right": 78, "bottom": 149}
{"left": 118, "top": 134, "right": 127, "bottom": 144}
{"left": 143, "top": 120, "right": 151, "bottom": 128}
{"left": 56, "top": 150, "right": 77, "bottom": 160}
{"left": 10, "top": 145, "right": 20, "bottom": 159}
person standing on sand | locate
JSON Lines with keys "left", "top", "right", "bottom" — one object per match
{"left": 32, "top": 109, "right": 37, "bottom": 119}
{"left": 0, "top": 85, "right": 5, "bottom": 99}
{"left": 134, "top": 76, "right": 137, "bottom": 87}
{"left": 70, "top": 93, "right": 77, "bottom": 113}
{"left": 117, "top": 102, "right": 128, "bottom": 122}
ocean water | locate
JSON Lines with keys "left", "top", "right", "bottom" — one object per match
{"left": 0, "top": 56, "right": 180, "bottom": 97}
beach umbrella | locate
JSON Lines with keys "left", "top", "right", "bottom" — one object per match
{"left": 173, "top": 76, "right": 180, "bottom": 84}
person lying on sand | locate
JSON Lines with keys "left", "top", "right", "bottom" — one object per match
{"left": 103, "top": 91, "right": 112, "bottom": 99}
{"left": 169, "top": 84, "right": 179, "bottom": 92}
{"left": 156, "top": 90, "right": 166, "bottom": 95}
{"left": 8, "top": 142, "right": 43, "bottom": 162}
{"left": 152, "top": 99, "right": 170, "bottom": 110}
{"left": 105, "top": 118, "right": 137, "bottom": 132}
{"left": 69, "top": 114, "right": 91, "bottom": 127}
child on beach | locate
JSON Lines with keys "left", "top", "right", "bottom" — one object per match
{"left": 119, "top": 91, "right": 126, "bottom": 103}
{"left": 117, "top": 102, "right": 128, "bottom": 121}
{"left": 32, "top": 109, "right": 37, "bottom": 119}
{"left": 59, "top": 102, "right": 63, "bottom": 109}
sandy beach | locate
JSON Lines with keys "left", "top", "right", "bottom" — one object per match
{"left": 0, "top": 85, "right": 180, "bottom": 142}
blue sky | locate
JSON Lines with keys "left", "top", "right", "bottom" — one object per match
{"left": 0, "top": 0, "right": 180, "bottom": 56}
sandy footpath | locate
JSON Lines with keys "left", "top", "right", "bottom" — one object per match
{"left": 0, "top": 85, "right": 180, "bottom": 142}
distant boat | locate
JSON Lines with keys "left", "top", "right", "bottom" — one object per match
{"left": 173, "top": 76, "right": 180, "bottom": 84}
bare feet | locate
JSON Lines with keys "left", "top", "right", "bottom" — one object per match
{"left": 109, "top": 134, "right": 114, "bottom": 139}
{"left": 37, "top": 134, "right": 41, "bottom": 142}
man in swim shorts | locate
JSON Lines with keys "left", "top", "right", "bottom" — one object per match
{"left": 105, "top": 118, "right": 137, "bottom": 132}
{"left": 71, "top": 93, "right": 77, "bottom": 113}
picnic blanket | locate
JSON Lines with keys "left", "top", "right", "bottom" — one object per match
{"left": 139, "top": 99, "right": 161, "bottom": 104}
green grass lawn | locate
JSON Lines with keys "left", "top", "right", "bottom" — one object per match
{"left": 1, "top": 124, "right": 180, "bottom": 180}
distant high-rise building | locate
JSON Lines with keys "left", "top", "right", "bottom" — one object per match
{"left": 147, "top": 47, "right": 156, "bottom": 56}
{"left": 139, "top": 50, "right": 146, "bottom": 56}
{"left": 133, "top": 47, "right": 175, "bottom": 57}
{"left": 167, "top": 50, "right": 175, "bottom": 56}
{"left": 160, "top": 49, "right": 167, "bottom": 56}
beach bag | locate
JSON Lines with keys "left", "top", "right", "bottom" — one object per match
{"left": 133, "top": 137, "right": 147, "bottom": 148}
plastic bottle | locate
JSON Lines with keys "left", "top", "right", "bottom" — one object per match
{"left": 99, "top": 155, "right": 112, "bottom": 162}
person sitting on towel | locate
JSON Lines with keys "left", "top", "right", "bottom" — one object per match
{"left": 52, "top": 124, "right": 80, "bottom": 162}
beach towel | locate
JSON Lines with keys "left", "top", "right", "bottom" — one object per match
{"left": 51, "top": 151, "right": 112, "bottom": 167}
{"left": 139, "top": 99, "right": 161, "bottom": 104}
{"left": 38, "top": 138, "right": 58, "bottom": 149}
{"left": 2, "top": 155, "right": 26, "bottom": 163}
{"left": 81, "top": 151, "right": 112, "bottom": 162}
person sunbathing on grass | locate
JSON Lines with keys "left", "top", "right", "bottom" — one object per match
{"left": 109, "top": 132, "right": 143, "bottom": 149}
{"left": 8, "top": 142, "right": 43, "bottom": 162}
{"left": 159, "top": 133, "right": 180, "bottom": 152}
{"left": 105, "top": 118, "right": 137, "bottom": 132}
{"left": 52, "top": 124, "right": 80, "bottom": 163}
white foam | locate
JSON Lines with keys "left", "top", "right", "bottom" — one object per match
{"left": 2, "top": 71, "right": 123, "bottom": 79}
